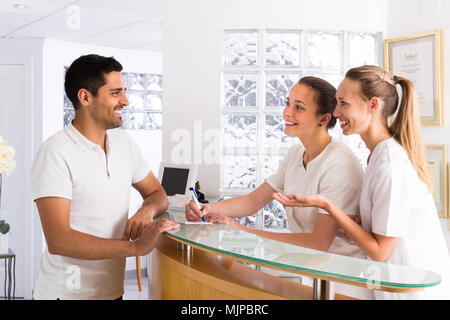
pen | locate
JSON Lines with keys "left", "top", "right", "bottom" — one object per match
{"left": 189, "top": 187, "right": 205, "bottom": 222}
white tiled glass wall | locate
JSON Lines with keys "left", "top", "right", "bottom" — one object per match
{"left": 221, "top": 29, "right": 382, "bottom": 230}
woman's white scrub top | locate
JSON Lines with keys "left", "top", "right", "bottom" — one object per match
{"left": 360, "top": 138, "right": 450, "bottom": 300}
{"left": 267, "top": 138, "right": 365, "bottom": 258}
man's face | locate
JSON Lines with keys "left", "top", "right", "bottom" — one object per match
{"left": 90, "top": 71, "right": 128, "bottom": 130}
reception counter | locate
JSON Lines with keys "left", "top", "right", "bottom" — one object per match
{"left": 148, "top": 211, "right": 441, "bottom": 300}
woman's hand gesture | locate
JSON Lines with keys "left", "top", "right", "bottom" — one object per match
{"left": 272, "top": 193, "right": 330, "bottom": 211}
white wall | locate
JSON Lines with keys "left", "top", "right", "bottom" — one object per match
{"left": 386, "top": 0, "right": 450, "bottom": 250}
{"left": 0, "top": 39, "right": 44, "bottom": 299}
{"left": 163, "top": 0, "right": 388, "bottom": 197}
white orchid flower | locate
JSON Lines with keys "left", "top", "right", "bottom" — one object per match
{"left": 0, "top": 136, "right": 16, "bottom": 176}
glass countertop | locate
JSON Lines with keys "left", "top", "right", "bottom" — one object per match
{"left": 162, "top": 211, "right": 441, "bottom": 290}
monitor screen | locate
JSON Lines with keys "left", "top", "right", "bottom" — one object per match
{"left": 161, "top": 167, "right": 190, "bottom": 196}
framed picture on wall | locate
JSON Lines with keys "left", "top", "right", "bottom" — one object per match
{"left": 424, "top": 145, "right": 448, "bottom": 218}
{"left": 384, "top": 30, "right": 443, "bottom": 126}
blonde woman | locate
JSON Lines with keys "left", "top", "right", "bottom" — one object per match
{"left": 274, "top": 65, "right": 450, "bottom": 299}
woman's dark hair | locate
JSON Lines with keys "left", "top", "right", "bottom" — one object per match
{"left": 64, "top": 54, "right": 123, "bottom": 110}
{"left": 298, "top": 76, "right": 337, "bottom": 129}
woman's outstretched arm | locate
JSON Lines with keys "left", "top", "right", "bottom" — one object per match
{"left": 273, "top": 193, "right": 396, "bottom": 262}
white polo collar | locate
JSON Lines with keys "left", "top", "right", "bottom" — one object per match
{"left": 64, "top": 122, "right": 114, "bottom": 153}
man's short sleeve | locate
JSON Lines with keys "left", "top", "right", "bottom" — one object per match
{"left": 128, "top": 135, "right": 152, "bottom": 184}
{"left": 31, "top": 147, "right": 72, "bottom": 201}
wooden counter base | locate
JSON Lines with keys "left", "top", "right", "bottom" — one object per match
{"left": 149, "top": 235, "right": 355, "bottom": 300}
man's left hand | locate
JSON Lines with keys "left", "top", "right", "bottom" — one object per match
{"left": 122, "top": 207, "right": 154, "bottom": 241}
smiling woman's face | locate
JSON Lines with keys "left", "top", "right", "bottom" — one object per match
{"left": 334, "top": 77, "right": 371, "bottom": 136}
{"left": 283, "top": 83, "right": 322, "bottom": 139}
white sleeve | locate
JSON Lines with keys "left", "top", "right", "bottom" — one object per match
{"left": 317, "top": 158, "right": 363, "bottom": 216}
{"left": 127, "top": 134, "right": 152, "bottom": 184}
{"left": 31, "top": 147, "right": 72, "bottom": 201}
{"left": 370, "top": 163, "right": 409, "bottom": 237}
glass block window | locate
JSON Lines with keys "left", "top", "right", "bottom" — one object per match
{"left": 223, "top": 31, "right": 258, "bottom": 67}
{"left": 264, "top": 30, "right": 301, "bottom": 68}
{"left": 348, "top": 32, "right": 380, "bottom": 68}
{"left": 265, "top": 73, "right": 300, "bottom": 107}
{"left": 63, "top": 69, "right": 163, "bottom": 131}
{"left": 122, "top": 72, "right": 162, "bottom": 130}
{"left": 222, "top": 72, "right": 258, "bottom": 107}
{"left": 221, "top": 29, "right": 382, "bottom": 231}
{"left": 63, "top": 66, "right": 76, "bottom": 126}
{"left": 63, "top": 94, "right": 75, "bottom": 126}
{"left": 306, "top": 30, "right": 344, "bottom": 69}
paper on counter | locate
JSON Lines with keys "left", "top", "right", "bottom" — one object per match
{"left": 184, "top": 221, "right": 213, "bottom": 225}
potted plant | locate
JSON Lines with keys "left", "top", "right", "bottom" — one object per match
{"left": 0, "top": 135, "right": 16, "bottom": 254}
{"left": 0, "top": 220, "right": 10, "bottom": 254}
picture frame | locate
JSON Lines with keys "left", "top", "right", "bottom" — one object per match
{"left": 424, "top": 145, "right": 447, "bottom": 218}
{"left": 384, "top": 30, "right": 443, "bottom": 126}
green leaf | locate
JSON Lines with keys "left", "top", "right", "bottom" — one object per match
{"left": 0, "top": 222, "right": 9, "bottom": 234}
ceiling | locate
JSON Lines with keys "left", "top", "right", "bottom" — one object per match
{"left": 0, "top": 0, "right": 163, "bottom": 51}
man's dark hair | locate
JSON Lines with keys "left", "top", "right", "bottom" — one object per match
{"left": 64, "top": 54, "right": 123, "bottom": 110}
{"left": 298, "top": 76, "right": 337, "bottom": 129}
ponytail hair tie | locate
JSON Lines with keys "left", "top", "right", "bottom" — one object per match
{"left": 393, "top": 75, "right": 399, "bottom": 85}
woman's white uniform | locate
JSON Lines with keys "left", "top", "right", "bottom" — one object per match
{"left": 360, "top": 138, "right": 450, "bottom": 299}
{"left": 267, "top": 137, "right": 374, "bottom": 299}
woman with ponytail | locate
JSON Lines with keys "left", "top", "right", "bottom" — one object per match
{"left": 274, "top": 65, "right": 450, "bottom": 299}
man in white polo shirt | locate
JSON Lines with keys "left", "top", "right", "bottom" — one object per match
{"left": 31, "top": 54, "right": 179, "bottom": 300}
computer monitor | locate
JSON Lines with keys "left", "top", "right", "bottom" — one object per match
{"left": 157, "top": 162, "right": 198, "bottom": 196}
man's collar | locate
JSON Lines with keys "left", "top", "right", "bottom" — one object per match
{"left": 65, "top": 122, "right": 104, "bottom": 152}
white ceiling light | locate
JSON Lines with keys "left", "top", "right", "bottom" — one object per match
{"left": 14, "top": 4, "right": 28, "bottom": 9}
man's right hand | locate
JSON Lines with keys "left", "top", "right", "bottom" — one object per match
{"left": 133, "top": 219, "right": 179, "bottom": 256}
{"left": 185, "top": 200, "right": 210, "bottom": 221}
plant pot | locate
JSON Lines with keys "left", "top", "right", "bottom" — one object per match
{"left": 0, "top": 232, "right": 9, "bottom": 254}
